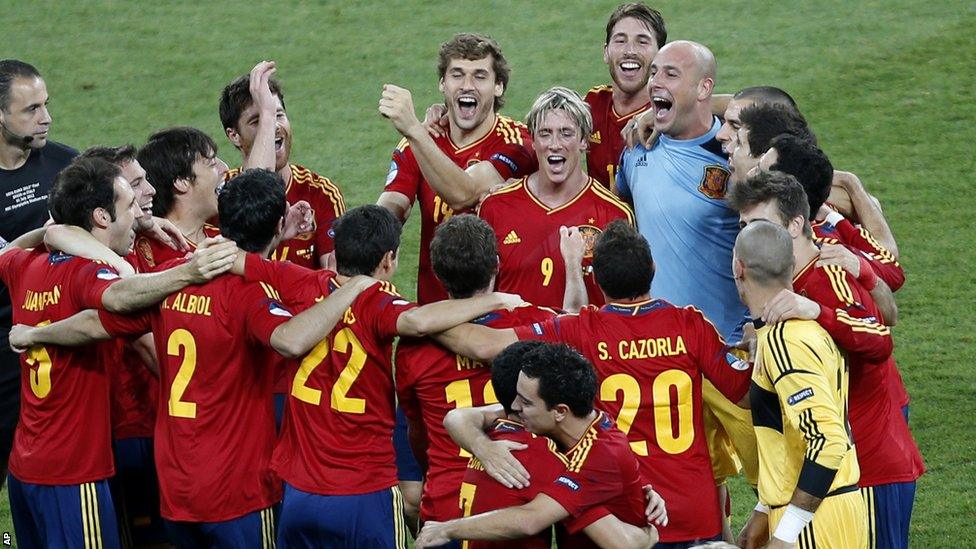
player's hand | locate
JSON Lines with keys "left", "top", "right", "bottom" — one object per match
{"left": 765, "top": 537, "right": 794, "bottom": 549}
{"left": 814, "top": 202, "right": 835, "bottom": 222}
{"left": 185, "top": 237, "right": 239, "bottom": 283}
{"left": 249, "top": 60, "right": 278, "bottom": 114}
{"left": 415, "top": 520, "right": 453, "bottom": 548}
{"left": 623, "top": 110, "right": 659, "bottom": 149}
{"left": 761, "top": 289, "right": 820, "bottom": 325}
{"left": 379, "top": 84, "right": 424, "bottom": 139}
{"left": 471, "top": 438, "right": 530, "bottom": 489}
{"left": 559, "top": 226, "right": 586, "bottom": 269}
{"left": 738, "top": 509, "right": 770, "bottom": 549}
{"left": 423, "top": 103, "right": 449, "bottom": 139}
{"left": 642, "top": 484, "right": 668, "bottom": 527}
{"left": 493, "top": 292, "right": 526, "bottom": 312}
{"left": 732, "top": 322, "right": 757, "bottom": 361}
{"left": 8, "top": 324, "right": 34, "bottom": 353}
{"left": 281, "top": 200, "right": 315, "bottom": 241}
{"left": 144, "top": 216, "right": 189, "bottom": 252}
{"left": 816, "top": 243, "right": 860, "bottom": 278}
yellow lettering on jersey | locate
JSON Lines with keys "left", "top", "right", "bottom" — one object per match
{"left": 597, "top": 342, "right": 610, "bottom": 361}
{"left": 272, "top": 247, "right": 290, "bottom": 262}
{"left": 167, "top": 293, "right": 212, "bottom": 317}
{"left": 343, "top": 307, "right": 356, "bottom": 325}
{"left": 616, "top": 336, "right": 686, "bottom": 359}
{"left": 22, "top": 286, "right": 61, "bottom": 312}
{"left": 455, "top": 355, "right": 488, "bottom": 371}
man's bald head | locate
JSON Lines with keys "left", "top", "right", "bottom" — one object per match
{"left": 658, "top": 40, "right": 716, "bottom": 80}
{"left": 649, "top": 40, "right": 716, "bottom": 139}
{"left": 733, "top": 219, "right": 794, "bottom": 288}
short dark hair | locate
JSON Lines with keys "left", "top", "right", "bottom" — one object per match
{"left": 740, "top": 103, "right": 816, "bottom": 157}
{"left": 767, "top": 134, "right": 834, "bottom": 219}
{"left": 217, "top": 169, "right": 286, "bottom": 253}
{"left": 493, "top": 340, "right": 547, "bottom": 414}
{"left": 138, "top": 127, "right": 217, "bottom": 217}
{"left": 48, "top": 157, "right": 122, "bottom": 231}
{"left": 520, "top": 343, "right": 596, "bottom": 418}
{"left": 728, "top": 171, "right": 811, "bottom": 235}
{"left": 733, "top": 86, "right": 799, "bottom": 111}
{"left": 0, "top": 59, "right": 41, "bottom": 112}
{"left": 605, "top": 3, "right": 667, "bottom": 48}
{"left": 219, "top": 73, "right": 285, "bottom": 132}
{"left": 431, "top": 214, "right": 498, "bottom": 299}
{"left": 80, "top": 145, "right": 138, "bottom": 167}
{"left": 438, "top": 33, "right": 509, "bottom": 111}
{"left": 333, "top": 205, "right": 401, "bottom": 277}
{"left": 592, "top": 220, "right": 654, "bottom": 300}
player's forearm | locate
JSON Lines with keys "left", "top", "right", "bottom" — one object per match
{"left": 443, "top": 505, "right": 554, "bottom": 541}
{"left": 376, "top": 191, "right": 412, "bottom": 223}
{"left": 242, "top": 109, "right": 277, "bottom": 172}
{"left": 869, "top": 280, "right": 898, "bottom": 326}
{"left": 407, "top": 130, "right": 489, "bottom": 210}
{"left": 583, "top": 515, "right": 657, "bottom": 549}
{"left": 131, "top": 332, "right": 159, "bottom": 377}
{"left": 23, "top": 310, "right": 112, "bottom": 346}
{"left": 44, "top": 225, "right": 134, "bottom": 276}
{"left": 444, "top": 405, "right": 503, "bottom": 454}
{"left": 562, "top": 262, "right": 587, "bottom": 313}
{"left": 397, "top": 293, "right": 507, "bottom": 337}
{"left": 815, "top": 305, "right": 893, "bottom": 363}
{"left": 433, "top": 324, "right": 515, "bottom": 362}
{"left": 270, "top": 276, "right": 373, "bottom": 358}
{"left": 101, "top": 263, "right": 200, "bottom": 313}
{"left": 3, "top": 226, "right": 47, "bottom": 253}
{"left": 840, "top": 173, "right": 899, "bottom": 258}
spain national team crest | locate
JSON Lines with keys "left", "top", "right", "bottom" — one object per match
{"left": 698, "top": 165, "right": 731, "bottom": 199}
{"left": 136, "top": 238, "right": 155, "bottom": 268}
{"left": 577, "top": 225, "right": 603, "bottom": 259}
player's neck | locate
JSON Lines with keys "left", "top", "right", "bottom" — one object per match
{"left": 449, "top": 113, "right": 496, "bottom": 149}
{"left": 608, "top": 294, "right": 652, "bottom": 306}
{"left": 0, "top": 140, "right": 30, "bottom": 171}
{"left": 668, "top": 105, "right": 713, "bottom": 140}
{"left": 793, "top": 237, "right": 820, "bottom": 276}
{"left": 277, "top": 163, "right": 293, "bottom": 186}
{"left": 555, "top": 410, "right": 600, "bottom": 450}
{"left": 612, "top": 86, "right": 650, "bottom": 116}
{"left": 744, "top": 283, "right": 790, "bottom": 320}
{"left": 168, "top": 209, "right": 208, "bottom": 245}
{"left": 528, "top": 170, "right": 588, "bottom": 208}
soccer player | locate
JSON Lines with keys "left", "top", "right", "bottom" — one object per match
{"left": 12, "top": 168, "right": 376, "bottom": 548}
{"left": 728, "top": 172, "right": 924, "bottom": 549}
{"left": 477, "top": 87, "right": 634, "bottom": 308}
{"left": 731, "top": 220, "right": 867, "bottom": 548}
{"left": 415, "top": 343, "right": 652, "bottom": 549}
{"left": 0, "top": 59, "right": 77, "bottom": 489}
{"left": 434, "top": 221, "right": 752, "bottom": 546}
{"left": 0, "top": 157, "right": 237, "bottom": 548}
{"left": 378, "top": 32, "right": 537, "bottom": 303}
{"left": 220, "top": 60, "right": 345, "bottom": 269}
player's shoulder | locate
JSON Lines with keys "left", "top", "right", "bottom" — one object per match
{"left": 480, "top": 177, "right": 527, "bottom": 205}
{"left": 761, "top": 320, "right": 836, "bottom": 368}
{"left": 584, "top": 84, "right": 613, "bottom": 103}
{"left": 586, "top": 178, "right": 633, "bottom": 214}
{"left": 288, "top": 164, "right": 344, "bottom": 198}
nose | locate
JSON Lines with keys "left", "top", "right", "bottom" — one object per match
{"left": 38, "top": 105, "right": 52, "bottom": 126}
{"left": 145, "top": 181, "right": 157, "bottom": 198}
{"left": 216, "top": 157, "right": 229, "bottom": 177}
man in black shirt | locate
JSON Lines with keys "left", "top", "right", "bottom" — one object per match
{"left": 0, "top": 59, "right": 77, "bottom": 485}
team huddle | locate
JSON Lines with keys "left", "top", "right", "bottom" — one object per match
{"left": 0, "top": 2, "right": 924, "bottom": 549}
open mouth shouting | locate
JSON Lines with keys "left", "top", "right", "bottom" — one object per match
{"left": 618, "top": 59, "right": 643, "bottom": 78}
{"left": 456, "top": 95, "right": 478, "bottom": 119}
{"left": 652, "top": 93, "right": 674, "bottom": 123}
{"left": 546, "top": 154, "right": 567, "bottom": 172}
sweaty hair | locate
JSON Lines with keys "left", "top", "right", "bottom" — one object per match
{"left": 217, "top": 169, "right": 286, "bottom": 253}
{"left": 593, "top": 220, "right": 654, "bottom": 300}
{"left": 333, "top": 205, "right": 401, "bottom": 277}
{"left": 520, "top": 343, "right": 596, "bottom": 418}
{"left": 734, "top": 220, "right": 795, "bottom": 287}
{"left": 525, "top": 86, "right": 593, "bottom": 141}
{"left": 48, "top": 157, "right": 121, "bottom": 231}
{"left": 437, "top": 33, "right": 510, "bottom": 111}
{"left": 80, "top": 145, "right": 138, "bottom": 167}
{"left": 0, "top": 59, "right": 41, "bottom": 112}
{"left": 740, "top": 103, "right": 816, "bottom": 157}
{"left": 493, "top": 340, "right": 547, "bottom": 414}
{"left": 219, "top": 73, "right": 285, "bottom": 131}
{"left": 733, "top": 86, "right": 799, "bottom": 111}
{"left": 728, "top": 171, "right": 812, "bottom": 237}
{"left": 767, "top": 134, "right": 834, "bottom": 219}
{"left": 137, "top": 127, "right": 217, "bottom": 217}
{"left": 431, "top": 214, "right": 498, "bottom": 299}
{"left": 604, "top": 3, "right": 667, "bottom": 48}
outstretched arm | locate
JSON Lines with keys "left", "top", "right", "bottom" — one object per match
{"left": 240, "top": 61, "right": 279, "bottom": 172}
{"left": 9, "top": 310, "right": 111, "bottom": 351}
{"left": 44, "top": 224, "right": 135, "bottom": 276}
{"left": 415, "top": 494, "right": 569, "bottom": 548}
{"left": 833, "top": 171, "right": 899, "bottom": 258}
{"left": 396, "top": 292, "right": 523, "bottom": 337}
{"left": 433, "top": 324, "right": 517, "bottom": 363}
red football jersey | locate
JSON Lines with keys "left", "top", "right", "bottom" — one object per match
{"left": 0, "top": 249, "right": 120, "bottom": 484}
{"left": 242, "top": 255, "right": 418, "bottom": 494}
{"left": 585, "top": 85, "right": 650, "bottom": 190}
{"left": 396, "top": 305, "right": 558, "bottom": 522}
{"left": 226, "top": 164, "right": 346, "bottom": 269}
{"left": 131, "top": 223, "right": 222, "bottom": 273}
{"left": 793, "top": 258, "right": 924, "bottom": 486}
{"left": 384, "top": 115, "right": 537, "bottom": 303}
{"left": 515, "top": 300, "right": 752, "bottom": 542}
{"left": 460, "top": 419, "right": 572, "bottom": 549}
{"left": 100, "top": 272, "right": 291, "bottom": 522}
{"left": 477, "top": 177, "right": 634, "bottom": 308}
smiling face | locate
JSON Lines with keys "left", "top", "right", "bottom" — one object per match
{"left": 0, "top": 76, "right": 51, "bottom": 149}
{"left": 190, "top": 151, "right": 227, "bottom": 220}
{"left": 439, "top": 56, "right": 504, "bottom": 133}
{"left": 532, "top": 109, "right": 587, "bottom": 186}
{"left": 729, "top": 127, "right": 761, "bottom": 185}
{"left": 229, "top": 94, "right": 292, "bottom": 172}
{"left": 647, "top": 43, "right": 709, "bottom": 138}
{"left": 604, "top": 16, "right": 660, "bottom": 96}
{"left": 120, "top": 159, "right": 156, "bottom": 231}
{"left": 511, "top": 372, "right": 556, "bottom": 436}
{"left": 717, "top": 97, "right": 754, "bottom": 155}
{"left": 107, "top": 176, "right": 140, "bottom": 255}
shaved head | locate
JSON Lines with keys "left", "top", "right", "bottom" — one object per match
{"left": 659, "top": 40, "right": 716, "bottom": 80}
{"left": 734, "top": 220, "right": 794, "bottom": 287}
{"left": 649, "top": 40, "right": 717, "bottom": 139}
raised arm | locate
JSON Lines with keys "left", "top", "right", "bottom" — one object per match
{"left": 0, "top": 226, "right": 47, "bottom": 257}
{"left": 832, "top": 171, "right": 899, "bottom": 258}
{"left": 395, "top": 292, "right": 523, "bottom": 337}
{"left": 560, "top": 226, "right": 588, "bottom": 313}
{"left": 240, "top": 61, "right": 279, "bottom": 172}
{"left": 376, "top": 191, "right": 413, "bottom": 223}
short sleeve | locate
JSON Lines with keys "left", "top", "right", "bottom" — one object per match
{"left": 383, "top": 141, "right": 421, "bottom": 204}
{"left": 545, "top": 444, "right": 624, "bottom": 527}
{"left": 244, "top": 253, "right": 324, "bottom": 306}
{"left": 366, "top": 285, "right": 419, "bottom": 340}
{"left": 71, "top": 261, "right": 124, "bottom": 309}
{"left": 615, "top": 149, "right": 634, "bottom": 201}
{"left": 243, "top": 283, "right": 295, "bottom": 346}
{"left": 485, "top": 142, "right": 536, "bottom": 180}
{"left": 0, "top": 248, "right": 28, "bottom": 284}
{"left": 514, "top": 312, "right": 585, "bottom": 346}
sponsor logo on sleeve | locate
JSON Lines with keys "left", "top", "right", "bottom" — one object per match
{"left": 554, "top": 476, "right": 580, "bottom": 491}
{"left": 532, "top": 323, "right": 544, "bottom": 336}
{"left": 96, "top": 268, "right": 120, "bottom": 281}
{"left": 268, "top": 301, "right": 294, "bottom": 317}
{"left": 385, "top": 161, "right": 399, "bottom": 187}
{"left": 726, "top": 353, "right": 750, "bottom": 371}
{"left": 698, "top": 164, "right": 731, "bottom": 199}
{"left": 489, "top": 153, "right": 518, "bottom": 173}
{"left": 787, "top": 387, "right": 814, "bottom": 406}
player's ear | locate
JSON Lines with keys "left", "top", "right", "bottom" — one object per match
{"left": 225, "top": 127, "right": 242, "bottom": 149}
{"left": 91, "top": 206, "right": 112, "bottom": 230}
{"left": 494, "top": 81, "right": 504, "bottom": 101}
{"left": 697, "top": 77, "right": 714, "bottom": 101}
{"left": 552, "top": 403, "right": 571, "bottom": 423}
{"left": 603, "top": 44, "right": 610, "bottom": 66}
{"left": 438, "top": 78, "right": 446, "bottom": 96}
{"left": 173, "top": 177, "right": 192, "bottom": 195}
{"left": 787, "top": 216, "right": 804, "bottom": 239}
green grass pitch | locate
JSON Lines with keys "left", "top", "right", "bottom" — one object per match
{"left": 4, "top": 0, "right": 975, "bottom": 545}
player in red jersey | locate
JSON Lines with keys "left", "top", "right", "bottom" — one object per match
{"left": 729, "top": 171, "right": 924, "bottom": 549}
{"left": 220, "top": 61, "right": 345, "bottom": 269}
{"left": 2, "top": 157, "right": 238, "bottom": 548}
{"left": 12, "top": 169, "right": 373, "bottom": 548}
{"left": 395, "top": 215, "right": 563, "bottom": 527}
{"left": 415, "top": 343, "right": 657, "bottom": 549}
{"left": 434, "top": 221, "right": 751, "bottom": 546}
{"left": 478, "top": 87, "right": 634, "bottom": 309}
{"left": 378, "top": 33, "right": 537, "bottom": 304}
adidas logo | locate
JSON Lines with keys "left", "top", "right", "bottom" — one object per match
{"left": 503, "top": 230, "right": 521, "bottom": 245}
{"left": 589, "top": 131, "right": 601, "bottom": 144}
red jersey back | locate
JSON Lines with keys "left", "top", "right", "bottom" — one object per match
{"left": 515, "top": 300, "right": 752, "bottom": 542}
{"left": 460, "top": 419, "right": 571, "bottom": 549}
{"left": 100, "top": 273, "right": 291, "bottom": 522}
{"left": 242, "top": 256, "right": 418, "bottom": 494}
{"left": 585, "top": 85, "right": 650, "bottom": 190}
{"left": 131, "top": 223, "right": 221, "bottom": 273}
{"left": 384, "top": 115, "right": 537, "bottom": 303}
{"left": 396, "top": 305, "right": 558, "bottom": 522}
{"left": 0, "top": 249, "right": 120, "bottom": 484}
{"left": 477, "top": 177, "right": 634, "bottom": 308}
{"left": 793, "top": 259, "right": 924, "bottom": 486}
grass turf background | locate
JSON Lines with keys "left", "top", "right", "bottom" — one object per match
{"left": 4, "top": 0, "right": 975, "bottom": 544}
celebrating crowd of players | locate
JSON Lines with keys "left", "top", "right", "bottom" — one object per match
{"left": 0, "top": 2, "right": 924, "bottom": 548}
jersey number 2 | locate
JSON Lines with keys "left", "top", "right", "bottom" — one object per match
{"left": 600, "top": 369, "right": 694, "bottom": 455}
{"left": 292, "top": 327, "right": 368, "bottom": 413}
